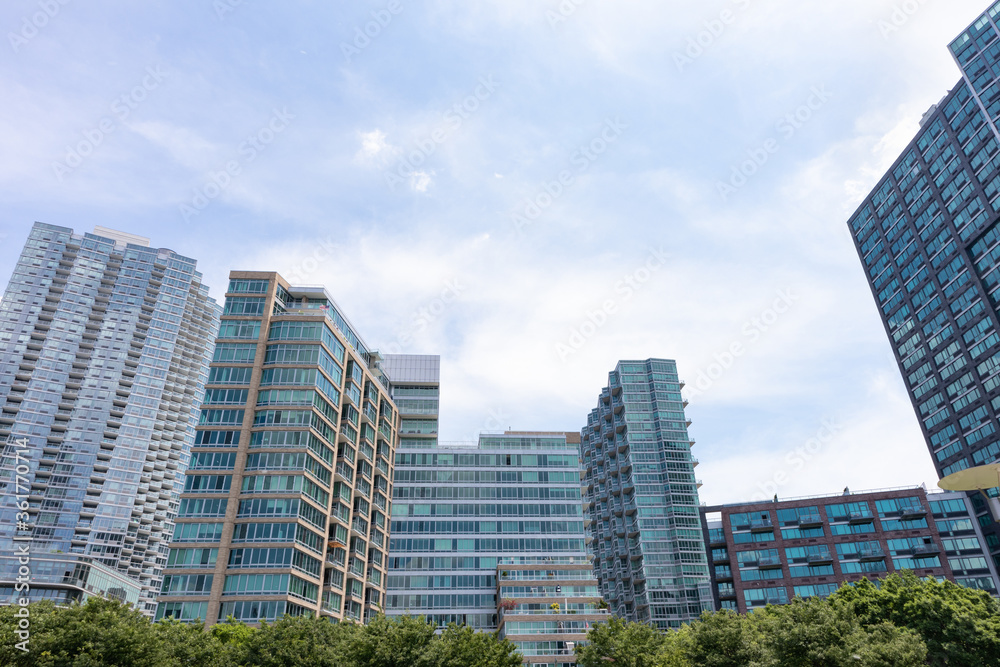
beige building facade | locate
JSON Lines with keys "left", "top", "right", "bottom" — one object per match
{"left": 156, "top": 271, "right": 398, "bottom": 625}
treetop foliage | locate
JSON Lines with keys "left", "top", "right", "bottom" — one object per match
{"left": 0, "top": 600, "right": 520, "bottom": 667}
{"left": 1, "top": 574, "right": 997, "bottom": 667}
{"left": 577, "top": 573, "right": 999, "bottom": 667}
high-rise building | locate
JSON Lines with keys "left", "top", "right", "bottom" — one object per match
{"left": 381, "top": 354, "right": 440, "bottom": 448}
{"left": 0, "top": 222, "right": 219, "bottom": 615}
{"left": 155, "top": 272, "right": 399, "bottom": 625}
{"left": 846, "top": 3, "right": 1000, "bottom": 568}
{"left": 385, "top": 432, "right": 596, "bottom": 638}
{"left": 701, "top": 486, "right": 1000, "bottom": 613}
{"left": 580, "top": 359, "right": 713, "bottom": 629}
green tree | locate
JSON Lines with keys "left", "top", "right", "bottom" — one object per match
{"left": 156, "top": 618, "right": 233, "bottom": 667}
{"left": 0, "top": 598, "right": 166, "bottom": 667}
{"left": 755, "top": 596, "right": 927, "bottom": 667}
{"left": 756, "top": 597, "right": 861, "bottom": 667}
{"left": 576, "top": 616, "right": 666, "bottom": 667}
{"left": 656, "top": 625, "right": 692, "bottom": 667}
{"left": 422, "top": 623, "right": 522, "bottom": 667}
{"left": 683, "top": 608, "right": 762, "bottom": 667}
{"left": 850, "top": 622, "right": 928, "bottom": 667}
{"left": 236, "top": 614, "right": 361, "bottom": 667}
{"left": 349, "top": 614, "right": 437, "bottom": 667}
{"left": 209, "top": 615, "right": 257, "bottom": 647}
{"left": 831, "top": 571, "right": 1000, "bottom": 667}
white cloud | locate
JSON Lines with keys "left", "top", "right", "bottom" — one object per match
{"left": 0, "top": 0, "right": 993, "bottom": 501}
{"left": 355, "top": 128, "right": 397, "bottom": 166}
{"left": 410, "top": 170, "right": 433, "bottom": 192}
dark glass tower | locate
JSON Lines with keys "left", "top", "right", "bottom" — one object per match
{"left": 847, "top": 4, "right": 1000, "bottom": 570}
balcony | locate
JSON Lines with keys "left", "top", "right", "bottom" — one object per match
{"left": 750, "top": 518, "right": 773, "bottom": 532}
{"left": 378, "top": 422, "right": 393, "bottom": 440}
{"left": 807, "top": 552, "right": 833, "bottom": 565}
{"left": 758, "top": 557, "right": 782, "bottom": 569}
{"left": 717, "top": 585, "right": 736, "bottom": 598}
{"left": 797, "top": 514, "right": 823, "bottom": 527}
{"left": 848, "top": 512, "right": 873, "bottom": 524}
{"left": 913, "top": 543, "right": 940, "bottom": 557}
{"left": 859, "top": 548, "right": 885, "bottom": 562}
{"left": 335, "top": 462, "right": 354, "bottom": 483}
{"left": 339, "top": 424, "right": 358, "bottom": 445}
{"left": 900, "top": 505, "right": 927, "bottom": 519}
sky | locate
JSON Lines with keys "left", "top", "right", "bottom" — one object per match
{"left": 0, "top": 0, "right": 990, "bottom": 506}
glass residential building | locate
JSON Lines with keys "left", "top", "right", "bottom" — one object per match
{"left": 386, "top": 432, "right": 592, "bottom": 637}
{"left": 155, "top": 272, "right": 399, "bottom": 625}
{"left": 0, "top": 223, "right": 219, "bottom": 615}
{"left": 382, "top": 354, "right": 440, "bottom": 448}
{"left": 580, "top": 359, "right": 713, "bottom": 629}
{"left": 846, "top": 3, "right": 1000, "bottom": 568}
{"left": 701, "top": 486, "right": 999, "bottom": 613}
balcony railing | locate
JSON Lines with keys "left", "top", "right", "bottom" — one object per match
{"left": 900, "top": 505, "right": 927, "bottom": 519}
{"left": 335, "top": 462, "right": 354, "bottom": 482}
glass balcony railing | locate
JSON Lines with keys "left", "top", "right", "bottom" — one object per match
{"left": 858, "top": 547, "right": 885, "bottom": 561}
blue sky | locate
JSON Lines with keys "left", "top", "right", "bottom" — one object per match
{"left": 0, "top": 0, "right": 989, "bottom": 504}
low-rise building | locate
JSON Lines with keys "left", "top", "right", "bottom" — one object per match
{"left": 700, "top": 486, "right": 1000, "bottom": 613}
{"left": 496, "top": 556, "right": 607, "bottom": 666}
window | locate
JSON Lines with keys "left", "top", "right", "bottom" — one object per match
{"left": 213, "top": 343, "right": 256, "bottom": 364}
{"left": 217, "top": 320, "right": 261, "bottom": 340}
{"left": 228, "top": 279, "right": 270, "bottom": 294}
{"left": 155, "top": 601, "right": 208, "bottom": 622}
{"left": 223, "top": 297, "right": 266, "bottom": 315}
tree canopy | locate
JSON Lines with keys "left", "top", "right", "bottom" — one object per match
{"left": 577, "top": 573, "right": 997, "bottom": 667}
{"left": 0, "top": 600, "right": 519, "bottom": 667}
{"left": 1, "top": 573, "right": 997, "bottom": 666}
